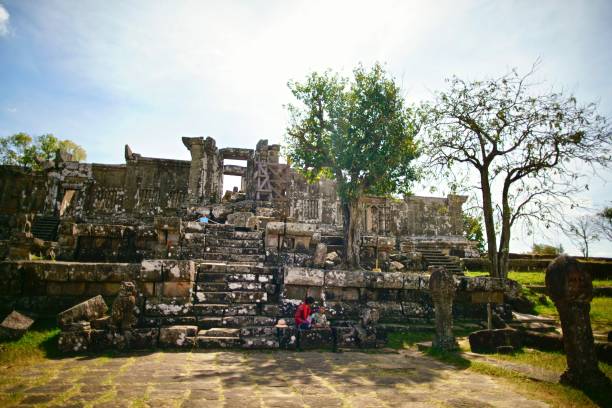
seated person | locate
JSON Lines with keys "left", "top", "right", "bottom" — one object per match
{"left": 198, "top": 214, "right": 209, "bottom": 223}
{"left": 310, "top": 306, "right": 329, "bottom": 328}
{"left": 294, "top": 296, "right": 314, "bottom": 330}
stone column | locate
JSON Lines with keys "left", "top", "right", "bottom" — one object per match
{"left": 429, "top": 266, "right": 458, "bottom": 351}
{"left": 182, "top": 137, "right": 220, "bottom": 205}
{"left": 545, "top": 255, "right": 610, "bottom": 388}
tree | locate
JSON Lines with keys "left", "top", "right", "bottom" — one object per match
{"left": 285, "top": 64, "right": 419, "bottom": 269}
{"left": 562, "top": 215, "right": 599, "bottom": 258}
{"left": 463, "top": 213, "right": 485, "bottom": 254}
{"left": 0, "top": 133, "right": 86, "bottom": 170}
{"left": 595, "top": 206, "right": 612, "bottom": 241}
{"left": 421, "top": 64, "right": 611, "bottom": 278}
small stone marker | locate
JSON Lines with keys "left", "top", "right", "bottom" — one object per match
{"left": 110, "top": 282, "right": 138, "bottom": 331}
{"left": 429, "top": 266, "right": 458, "bottom": 351}
{"left": 0, "top": 310, "right": 34, "bottom": 340}
{"left": 545, "top": 255, "right": 610, "bottom": 388}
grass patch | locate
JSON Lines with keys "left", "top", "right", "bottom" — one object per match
{"left": 418, "top": 346, "right": 611, "bottom": 407}
{"left": 0, "top": 317, "right": 60, "bottom": 366}
{"left": 465, "top": 270, "right": 612, "bottom": 331}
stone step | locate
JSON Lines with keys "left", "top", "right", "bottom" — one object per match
{"left": 241, "top": 336, "right": 279, "bottom": 349}
{"left": 197, "top": 336, "right": 243, "bottom": 348}
{"left": 205, "top": 246, "right": 263, "bottom": 255}
{"left": 205, "top": 237, "right": 263, "bottom": 248}
{"left": 197, "top": 317, "right": 223, "bottom": 329}
{"left": 201, "top": 253, "right": 265, "bottom": 263}
{"left": 240, "top": 326, "right": 276, "bottom": 337}
{"left": 195, "top": 282, "right": 227, "bottom": 292}
{"left": 194, "top": 291, "right": 268, "bottom": 304}
{"left": 221, "top": 315, "right": 276, "bottom": 328}
{"left": 193, "top": 303, "right": 259, "bottom": 317}
{"left": 193, "top": 304, "right": 227, "bottom": 316}
{"left": 198, "top": 328, "right": 240, "bottom": 338}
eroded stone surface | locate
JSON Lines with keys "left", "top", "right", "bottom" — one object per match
{"left": 0, "top": 350, "right": 550, "bottom": 407}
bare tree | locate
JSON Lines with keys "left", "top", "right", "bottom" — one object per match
{"left": 420, "top": 62, "right": 611, "bottom": 278}
{"left": 562, "top": 215, "right": 599, "bottom": 258}
{"left": 594, "top": 206, "right": 612, "bottom": 242}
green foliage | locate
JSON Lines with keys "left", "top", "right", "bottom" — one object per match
{"left": 0, "top": 132, "right": 86, "bottom": 170}
{"left": 531, "top": 243, "right": 563, "bottom": 256}
{"left": 285, "top": 63, "right": 420, "bottom": 202}
{"left": 463, "top": 213, "right": 485, "bottom": 254}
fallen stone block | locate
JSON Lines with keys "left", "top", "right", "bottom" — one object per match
{"left": 128, "top": 328, "right": 159, "bottom": 349}
{"left": 469, "top": 328, "right": 522, "bottom": 353}
{"left": 284, "top": 267, "right": 325, "bottom": 286}
{"left": 57, "top": 295, "right": 108, "bottom": 329}
{"left": 0, "top": 311, "right": 34, "bottom": 340}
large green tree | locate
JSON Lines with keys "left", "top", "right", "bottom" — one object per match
{"left": 420, "top": 65, "right": 611, "bottom": 278}
{"left": 0, "top": 133, "right": 86, "bottom": 170}
{"left": 285, "top": 64, "right": 419, "bottom": 269}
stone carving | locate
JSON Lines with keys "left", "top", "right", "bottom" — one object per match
{"left": 429, "top": 266, "right": 458, "bottom": 351}
{"left": 545, "top": 255, "right": 610, "bottom": 388}
{"left": 110, "top": 282, "right": 138, "bottom": 331}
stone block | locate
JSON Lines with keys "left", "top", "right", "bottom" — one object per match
{"left": 298, "top": 328, "right": 334, "bottom": 350}
{"left": 285, "top": 223, "right": 315, "bottom": 237}
{"left": 91, "top": 316, "right": 110, "bottom": 330}
{"left": 128, "top": 328, "right": 159, "bottom": 349}
{"left": 262, "top": 304, "right": 281, "bottom": 317}
{"left": 144, "top": 298, "right": 192, "bottom": 317}
{"left": 0, "top": 311, "right": 34, "bottom": 340}
{"left": 284, "top": 267, "right": 324, "bottom": 286}
{"left": 469, "top": 329, "right": 522, "bottom": 354}
{"left": 46, "top": 282, "right": 85, "bottom": 296}
{"left": 401, "top": 302, "right": 431, "bottom": 318}
{"left": 57, "top": 295, "right": 108, "bottom": 328}
{"left": 312, "top": 243, "right": 327, "bottom": 268}
{"left": 159, "top": 325, "right": 198, "bottom": 348}
{"left": 403, "top": 273, "right": 427, "bottom": 290}
{"left": 335, "top": 326, "right": 358, "bottom": 348}
{"left": 325, "top": 270, "right": 366, "bottom": 288}
{"left": 161, "top": 282, "right": 191, "bottom": 298}
{"left": 58, "top": 330, "right": 91, "bottom": 352}
{"left": 163, "top": 260, "right": 196, "bottom": 282}
{"left": 226, "top": 211, "right": 255, "bottom": 227}
{"left": 225, "top": 304, "right": 257, "bottom": 316}
{"left": 85, "top": 282, "right": 121, "bottom": 296}
{"left": 139, "top": 260, "right": 164, "bottom": 281}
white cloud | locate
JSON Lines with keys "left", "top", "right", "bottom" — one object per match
{"left": 0, "top": 3, "right": 9, "bottom": 36}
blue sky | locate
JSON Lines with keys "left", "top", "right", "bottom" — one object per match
{"left": 0, "top": 1, "right": 611, "bottom": 255}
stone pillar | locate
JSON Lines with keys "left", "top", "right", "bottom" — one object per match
{"left": 429, "top": 266, "right": 458, "bottom": 351}
{"left": 182, "top": 137, "right": 220, "bottom": 205}
{"left": 545, "top": 255, "right": 610, "bottom": 388}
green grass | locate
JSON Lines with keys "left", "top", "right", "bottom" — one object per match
{"left": 0, "top": 318, "right": 60, "bottom": 366}
{"left": 465, "top": 270, "right": 612, "bottom": 331}
{"left": 465, "top": 270, "right": 612, "bottom": 287}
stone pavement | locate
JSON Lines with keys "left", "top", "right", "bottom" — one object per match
{"left": 0, "top": 349, "right": 548, "bottom": 407}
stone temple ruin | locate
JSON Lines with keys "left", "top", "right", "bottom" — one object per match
{"left": 0, "top": 136, "right": 512, "bottom": 351}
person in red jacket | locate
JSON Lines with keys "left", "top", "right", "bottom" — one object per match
{"left": 294, "top": 296, "right": 314, "bottom": 330}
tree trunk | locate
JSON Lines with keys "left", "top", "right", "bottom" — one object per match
{"left": 498, "top": 184, "right": 512, "bottom": 279}
{"left": 480, "top": 170, "right": 499, "bottom": 278}
{"left": 342, "top": 200, "right": 361, "bottom": 270}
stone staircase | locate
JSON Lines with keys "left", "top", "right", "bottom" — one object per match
{"left": 31, "top": 215, "right": 60, "bottom": 241}
{"left": 417, "top": 248, "right": 464, "bottom": 275}
{"left": 183, "top": 224, "right": 280, "bottom": 349}
{"left": 193, "top": 261, "right": 280, "bottom": 348}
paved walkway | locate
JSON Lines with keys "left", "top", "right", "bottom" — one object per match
{"left": 0, "top": 350, "right": 548, "bottom": 407}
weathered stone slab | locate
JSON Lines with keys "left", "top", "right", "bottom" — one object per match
{"left": 284, "top": 267, "right": 324, "bottom": 286}
{"left": 325, "top": 270, "right": 366, "bottom": 288}
{"left": 159, "top": 325, "right": 198, "bottom": 348}
{"left": 0, "top": 311, "right": 34, "bottom": 340}
{"left": 57, "top": 295, "right": 108, "bottom": 328}
{"left": 298, "top": 328, "right": 334, "bottom": 350}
